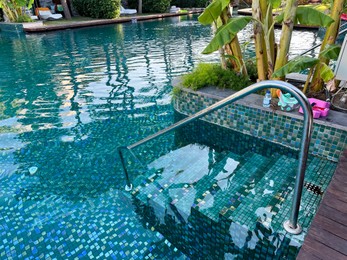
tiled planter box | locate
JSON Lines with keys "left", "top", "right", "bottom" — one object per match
{"left": 173, "top": 86, "right": 347, "bottom": 162}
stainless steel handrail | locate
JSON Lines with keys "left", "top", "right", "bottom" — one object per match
{"left": 118, "top": 80, "right": 313, "bottom": 235}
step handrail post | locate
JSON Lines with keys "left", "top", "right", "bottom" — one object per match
{"left": 118, "top": 146, "right": 133, "bottom": 191}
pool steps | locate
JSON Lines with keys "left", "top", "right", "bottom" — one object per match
{"left": 130, "top": 145, "right": 336, "bottom": 256}
{"left": 131, "top": 147, "right": 299, "bottom": 231}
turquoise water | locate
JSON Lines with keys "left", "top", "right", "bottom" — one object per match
{"left": 0, "top": 15, "right": 327, "bottom": 259}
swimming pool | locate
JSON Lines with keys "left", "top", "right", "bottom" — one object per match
{"left": 0, "top": 15, "right": 328, "bottom": 259}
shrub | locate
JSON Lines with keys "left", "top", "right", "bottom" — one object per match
{"left": 171, "top": 0, "right": 209, "bottom": 8}
{"left": 73, "top": 0, "right": 121, "bottom": 19}
{"left": 182, "top": 63, "right": 252, "bottom": 91}
{"left": 128, "top": 0, "right": 171, "bottom": 13}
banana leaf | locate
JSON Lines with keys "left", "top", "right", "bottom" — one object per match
{"left": 320, "top": 44, "right": 341, "bottom": 60}
{"left": 296, "top": 6, "right": 334, "bottom": 26}
{"left": 202, "top": 16, "right": 252, "bottom": 54}
{"left": 198, "top": 0, "right": 230, "bottom": 25}
{"left": 320, "top": 63, "right": 335, "bottom": 82}
{"left": 272, "top": 56, "right": 319, "bottom": 78}
{"left": 270, "top": 0, "right": 281, "bottom": 9}
{"left": 276, "top": 6, "right": 334, "bottom": 27}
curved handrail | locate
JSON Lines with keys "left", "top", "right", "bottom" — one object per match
{"left": 118, "top": 80, "right": 313, "bottom": 234}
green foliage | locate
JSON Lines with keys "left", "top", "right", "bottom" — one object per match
{"left": 295, "top": 6, "right": 334, "bottom": 26}
{"left": 198, "top": 0, "right": 229, "bottom": 25}
{"left": 275, "top": 6, "right": 334, "bottom": 27}
{"left": 171, "top": 86, "right": 182, "bottom": 98}
{"left": 320, "top": 63, "right": 335, "bottom": 82}
{"left": 0, "top": 0, "right": 34, "bottom": 22}
{"left": 245, "top": 59, "right": 258, "bottom": 82}
{"left": 171, "top": 0, "right": 209, "bottom": 8}
{"left": 320, "top": 44, "right": 341, "bottom": 60}
{"left": 182, "top": 63, "right": 252, "bottom": 91}
{"left": 15, "top": 14, "right": 33, "bottom": 22}
{"left": 202, "top": 16, "right": 252, "bottom": 54}
{"left": 73, "top": 0, "right": 120, "bottom": 19}
{"left": 127, "top": 0, "right": 171, "bottom": 13}
{"left": 272, "top": 56, "right": 319, "bottom": 78}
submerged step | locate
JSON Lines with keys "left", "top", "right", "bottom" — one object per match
{"left": 131, "top": 144, "right": 242, "bottom": 221}
{"left": 228, "top": 155, "right": 298, "bottom": 230}
{"left": 198, "top": 152, "right": 273, "bottom": 222}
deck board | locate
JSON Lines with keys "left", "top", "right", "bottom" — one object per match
{"left": 297, "top": 150, "right": 347, "bottom": 260}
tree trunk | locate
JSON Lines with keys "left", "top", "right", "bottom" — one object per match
{"left": 252, "top": 0, "right": 267, "bottom": 81}
{"left": 138, "top": 0, "right": 143, "bottom": 14}
{"left": 61, "top": 0, "right": 72, "bottom": 19}
{"left": 273, "top": 0, "right": 298, "bottom": 76}
{"left": 221, "top": 5, "right": 247, "bottom": 75}
{"left": 311, "top": 0, "right": 345, "bottom": 92}
{"left": 273, "top": 0, "right": 298, "bottom": 96}
{"left": 260, "top": 0, "right": 275, "bottom": 77}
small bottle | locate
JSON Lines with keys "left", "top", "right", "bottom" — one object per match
{"left": 263, "top": 90, "right": 271, "bottom": 108}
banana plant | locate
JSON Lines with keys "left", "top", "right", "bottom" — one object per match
{"left": 272, "top": 44, "right": 341, "bottom": 93}
{"left": 0, "top": 0, "right": 34, "bottom": 22}
{"left": 198, "top": 0, "right": 250, "bottom": 75}
{"left": 198, "top": 0, "right": 337, "bottom": 94}
{"left": 310, "top": 0, "right": 346, "bottom": 92}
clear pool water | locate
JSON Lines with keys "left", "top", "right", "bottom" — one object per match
{"left": 0, "top": 15, "right": 328, "bottom": 259}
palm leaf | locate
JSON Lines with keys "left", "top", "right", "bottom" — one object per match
{"left": 202, "top": 16, "right": 252, "bottom": 54}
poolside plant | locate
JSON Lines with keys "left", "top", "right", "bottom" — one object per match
{"left": 256, "top": 1, "right": 334, "bottom": 95}
{"left": 72, "top": 0, "right": 121, "bottom": 19}
{"left": 198, "top": 0, "right": 336, "bottom": 95}
{"left": 310, "top": 0, "right": 347, "bottom": 92}
{"left": 182, "top": 63, "right": 251, "bottom": 91}
{"left": 0, "top": 0, "right": 34, "bottom": 22}
{"left": 127, "top": 0, "right": 171, "bottom": 13}
{"left": 272, "top": 45, "right": 341, "bottom": 94}
{"left": 198, "top": 0, "right": 249, "bottom": 75}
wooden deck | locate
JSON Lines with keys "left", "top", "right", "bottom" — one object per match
{"left": 297, "top": 150, "right": 347, "bottom": 260}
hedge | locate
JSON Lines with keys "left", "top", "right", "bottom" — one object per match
{"left": 127, "top": 0, "right": 171, "bottom": 13}
{"left": 171, "top": 0, "right": 210, "bottom": 8}
{"left": 73, "top": 0, "right": 121, "bottom": 19}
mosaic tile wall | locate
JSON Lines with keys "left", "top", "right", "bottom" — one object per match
{"left": 174, "top": 89, "right": 347, "bottom": 162}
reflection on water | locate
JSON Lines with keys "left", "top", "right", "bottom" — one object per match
{"left": 0, "top": 15, "right": 325, "bottom": 259}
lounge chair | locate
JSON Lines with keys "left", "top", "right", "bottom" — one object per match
{"left": 36, "top": 7, "right": 63, "bottom": 20}
{"left": 170, "top": 6, "right": 181, "bottom": 13}
{"left": 120, "top": 6, "right": 137, "bottom": 15}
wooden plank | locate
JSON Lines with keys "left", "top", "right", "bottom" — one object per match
{"left": 322, "top": 192, "right": 347, "bottom": 213}
{"left": 298, "top": 236, "right": 347, "bottom": 260}
{"left": 309, "top": 226, "right": 347, "bottom": 255}
{"left": 313, "top": 214, "right": 347, "bottom": 240}
{"left": 318, "top": 204, "right": 347, "bottom": 226}
{"left": 328, "top": 181, "right": 347, "bottom": 193}
{"left": 297, "top": 248, "right": 321, "bottom": 260}
{"left": 326, "top": 188, "right": 347, "bottom": 203}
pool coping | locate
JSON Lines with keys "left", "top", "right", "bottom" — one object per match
{"left": 22, "top": 10, "right": 203, "bottom": 33}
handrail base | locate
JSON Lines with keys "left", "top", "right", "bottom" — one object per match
{"left": 125, "top": 184, "right": 133, "bottom": 191}
{"left": 283, "top": 220, "right": 302, "bottom": 235}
